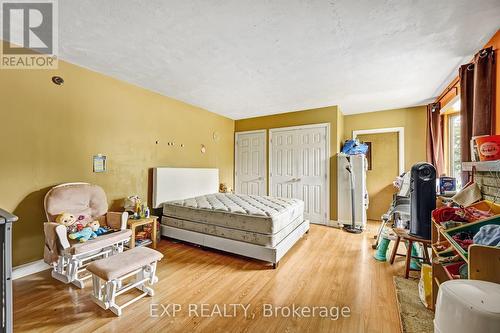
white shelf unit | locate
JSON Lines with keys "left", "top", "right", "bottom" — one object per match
{"left": 462, "top": 161, "right": 500, "bottom": 172}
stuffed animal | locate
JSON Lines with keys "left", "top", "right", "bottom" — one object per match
{"left": 68, "top": 220, "right": 100, "bottom": 242}
{"left": 76, "top": 214, "right": 94, "bottom": 226}
{"left": 55, "top": 213, "right": 81, "bottom": 233}
{"left": 95, "top": 226, "right": 110, "bottom": 236}
{"left": 86, "top": 220, "right": 110, "bottom": 236}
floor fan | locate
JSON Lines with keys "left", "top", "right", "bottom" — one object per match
{"left": 343, "top": 158, "right": 362, "bottom": 234}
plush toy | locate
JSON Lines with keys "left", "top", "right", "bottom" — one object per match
{"left": 96, "top": 226, "right": 112, "bottom": 236}
{"left": 86, "top": 220, "right": 110, "bottom": 236}
{"left": 55, "top": 213, "right": 76, "bottom": 227}
{"left": 76, "top": 214, "right": 94, "bottom": 226}
{"left": 68, "top": 220, "right": 100, "bottom": 242}
{"left": 55, "top": 213, "right": 81, "bottom": 233}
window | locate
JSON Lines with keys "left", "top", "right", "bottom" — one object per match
{"left": 448, "top": 113, "right": 461, "bottom": 187}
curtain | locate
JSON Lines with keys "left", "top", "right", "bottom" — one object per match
{"left": 459, "top": 46, "right": 496, "bottom": 184}
{"left": 459, "top": 63, "right": 474, "bottom": 184}
{"left": 426, "top": 103, "right": 444, "bottom": 176}
{"left": 472, "top": 47, "right": 495, "bottom": 136}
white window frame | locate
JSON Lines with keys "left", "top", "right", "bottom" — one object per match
{"left": 448, "top": 113, "right": 461, "bottom": 180}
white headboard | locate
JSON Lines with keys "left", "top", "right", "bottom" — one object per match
{"left": 152, "top": 167, "right": 219, "bottom": 208}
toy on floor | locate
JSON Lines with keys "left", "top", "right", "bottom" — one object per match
{"left": 410, "top": 242, "right": 421, "bottom": 270}
{"left": 69, "top": 220, "right": 100, "bottom": 242}
{"left": 374, "top": 236, "right": 391, "bottom": 261}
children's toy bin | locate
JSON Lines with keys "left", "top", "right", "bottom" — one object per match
{"left": 442, "top": 215, "right": 500, "bottom": 259}
{"left": 435, "top": 280, "right": 500, "bottom": 333}
{"left": 475, "top": 135, "right": 500, "bottom": 161}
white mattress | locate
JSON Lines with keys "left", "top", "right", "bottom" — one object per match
{"left": 162, "top": 193, "right": 304, "bottom": 235}
{"left": 162, "top": 215, "right": 304, "bottom": 247}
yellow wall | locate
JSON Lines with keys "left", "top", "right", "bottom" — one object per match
{"left": 337, "top": 108, "right": 345, "bottom": 152}
{"left": 357, "top": 132, "right": 399, "bottom": 220}
{"left": 0, "top": 60, "right": 234, "bottom": 266}
{"left": 343, "top": 106, "right": 427, "bottom": 171}
{"left": 235, "top": 106, "right": 341, "bottom": 220}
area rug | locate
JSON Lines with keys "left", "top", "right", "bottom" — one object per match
{"left": 393, "top": 276, "right": 434, "bottom": 333}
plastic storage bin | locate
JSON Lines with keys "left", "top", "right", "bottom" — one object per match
{"left": 475, "top": 135, "right": 500, "bottom": 161}
{"left": 435, "top": 280, "right": 500, "bottom": 333}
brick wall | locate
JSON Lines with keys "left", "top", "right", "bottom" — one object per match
{"left": 475, "top": 171, "right": 500, "bottom": 202}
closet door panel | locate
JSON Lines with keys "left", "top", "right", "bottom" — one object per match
{"left": 295, "top": 127, "right": 327, "bottom": 224}
{"left": 270, "top": 131, "right": 296, "bottom": 199}
{"left": 270, "top": 125, "right": 329, "bottom": 224}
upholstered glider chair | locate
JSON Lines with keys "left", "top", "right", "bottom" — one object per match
{"left": 43, "top": 183, "right": 132, "bottom": 288}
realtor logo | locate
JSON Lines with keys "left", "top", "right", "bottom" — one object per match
{"left": 1, "top": 0, "right": 58, "bottom": 69}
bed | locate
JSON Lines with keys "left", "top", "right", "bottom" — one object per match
{"left": 153, "top": 167, "right": 309, "bottom": 268}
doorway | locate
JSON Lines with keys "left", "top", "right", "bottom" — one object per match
{"left": 235, "top": 130, "right": 267, "bottom": 195}
{"left": 356, "top": 131, "right": 400, "bottom": 221}
{"left": 269, "top": 123, "right": 330, "bottom": 225}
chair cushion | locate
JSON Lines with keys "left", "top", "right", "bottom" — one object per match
{"left": 45, "top": 183, "right": 108, "bottom": 222}
{"left": 87, "top": 247, "right": 164, "bottom": 280}
{"left": 69, "top": 229, "right": 132, "bottom": 254}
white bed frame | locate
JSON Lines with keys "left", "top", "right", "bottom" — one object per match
{"left": 153, "top": 167, "right": 309, "bottom": 268}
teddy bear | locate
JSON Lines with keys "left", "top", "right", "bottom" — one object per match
{"left": 68, "top": 220, "right": 100, "bottom": 242}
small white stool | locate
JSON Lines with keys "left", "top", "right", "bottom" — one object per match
{"left": 435, "top": 280, "right": 500, "bottom": 333}
{"left": 87, "top": 247, "right": 163, "bottom": 316}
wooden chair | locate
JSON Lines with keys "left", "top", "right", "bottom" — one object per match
{"left": 389, "top": 228, "right": 431, "bottom": 278}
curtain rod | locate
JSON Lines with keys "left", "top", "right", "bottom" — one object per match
{"left": 434, "top": 46, "right": 495, "bottom": 104}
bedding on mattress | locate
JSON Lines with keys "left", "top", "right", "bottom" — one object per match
{"left": 162, "top": 193, "right": 304, "bottom": 235}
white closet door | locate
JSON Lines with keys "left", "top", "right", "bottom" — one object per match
{"left": 270, "top": 124, "right": 329, "bottom": 224}
{"left": 235, "top": 130, "right": 267, "bottom": 195}
{"left": 295, "top": 127, "right": 328, "bottom": 224}
{"left": 270, "top": 130, "right": 296, "bottom": 199}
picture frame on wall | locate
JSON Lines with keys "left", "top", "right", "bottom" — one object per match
{"left": 93, "top": 154, "right": 107, "bottom": 173}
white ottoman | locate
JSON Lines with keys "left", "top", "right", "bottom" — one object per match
{"left": 435, "top": 280, "right": 500, "bottom": 333}
{"left": 87, "top": 247, "right": 164, "bottom": 316}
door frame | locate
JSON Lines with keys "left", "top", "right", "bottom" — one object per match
{"left": 269, "top": 123, "right": 330, "bottom": 224}
{"left": 352, "top": 127, "right": 405, "bottom": 175}
{"left": 234, "top": 129, "right": 267, "bottom": 195}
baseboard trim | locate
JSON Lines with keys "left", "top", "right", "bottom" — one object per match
{"left": 12, "top": 259, "right": 51, "bottom": 280}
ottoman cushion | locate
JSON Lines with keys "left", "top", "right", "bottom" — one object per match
{"left": 87, "top": 247, "right": 163, "bottom": 280}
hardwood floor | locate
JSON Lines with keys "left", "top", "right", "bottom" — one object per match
{"left": 14, "top": 222, "right": 406, "bottom": 333}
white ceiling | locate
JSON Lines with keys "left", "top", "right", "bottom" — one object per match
{"left": 57, "top": 0, "right": 500, "bottom": 118}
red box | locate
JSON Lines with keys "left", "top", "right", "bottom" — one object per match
{"left": 476, "top": 135, "right": 500, "bottom": 161}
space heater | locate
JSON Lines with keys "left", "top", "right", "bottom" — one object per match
{"left": 409, "top": 163, "right": 436, "bottom": 240}
{"left": 1, "top": 209, "right": 18, "bottom": 333}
